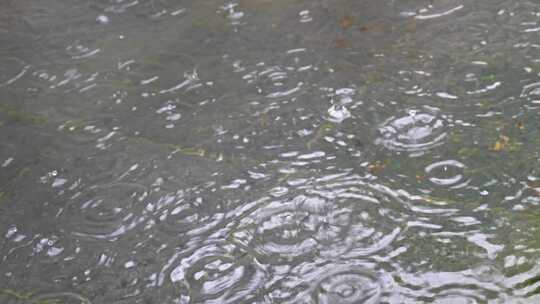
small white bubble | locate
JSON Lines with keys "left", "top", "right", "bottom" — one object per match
{"left": 52, "top": 178, "right": 67, "bottom": 188}
{"left": 2, "top": 157, "right": 13, "bottom": 167}
{"left": 513, "top": 204, "right": 525, "bottom": 211}
{"left": 125, "top": 261, "right": 136, "bottom": 268}
{"left": 327, "top": 104, "right": 351, "bottom": 123}
{"left": 96, "top": 15, "right": 110, "bottom": 24}
{"left": 166, "top": 113, "right": 181, "bottom": 121}
{"left": 5, "top": 226, "right": 17, "bottom": 238}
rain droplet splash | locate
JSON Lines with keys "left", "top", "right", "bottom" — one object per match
{"left": 425, "top": 159, "right": 469, "bottom": 188}
{"left": 376, "top": 107, "right": 447, "bottom": 154}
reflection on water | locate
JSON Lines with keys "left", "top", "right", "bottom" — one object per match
{"left": 1, "top": 0, "right": 540, "bottom": 303}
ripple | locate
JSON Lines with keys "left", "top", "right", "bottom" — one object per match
{"left": 425, "top": 159, "right": 469, "bottom": 188}
{"left": 314, "top": 267, "right": 381, "bottom": 304}
{"left": 308, "top": 178, "right": 410, "bottom": 259}
{"left": 432, "top": 291, "right": 490, "bottom": 304}
{"left": 0, "top": 57, "right": 29, "bottom": 87}
{"left": 415, "top": 4, "right": 464, "bottom": 20}
{"left": 521, "top": 81, "right": 540, "bottom": 104}
{"left": 230, "top": 173, "right": 409, "bottom": 263}
{"left": 397, "top": 265, "right": 505, "bottom": 303}
{"left": 0, "top": 291, "right": 92, "bottom": 304}
{"left": 326, "top": 104, "right": 351, "bottom": 123}
{"left": 325, "top": 87, "right": 357, "bottom": 123}
{"left": 376, "top": 107, "right": 447, "bottom": 154}
{"left": 288, "top": 263, "right": 382, "bottom": 304}
{"left": 230, "top": 196, "right": 319, "bottom": 262}
{"left": 219, "top": 3, "right": 245, "bottom": 26}
{"left": 62, "top": 183, "right": 148, "bottom": 240}
{"left": 168, "top": 241, "right": 266, "bottom": 304}
{"left": 66, "top": 42, "right": 100, "bottom": 59}
{"left": 255, "top": 65, "right": 303, "bottom": 99}
{"left": 235, "top": 49, "right": 319, "bottom": 101}
{"left": 4, "top": 1, "right": 538, "bottom": 303}
{"left": 31, "top": 292, "right": 92, "bottom": 304}
{"left": 153, "top": 191, "right": 226, "bottom": 238}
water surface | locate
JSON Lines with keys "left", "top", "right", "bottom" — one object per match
{"left": 1, "top": 0, "right": 540, "bottom": 303}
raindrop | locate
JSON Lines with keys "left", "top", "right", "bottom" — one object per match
{"left": 376, "top": 107, "right": 447, "bottom": 153}
{"left": 425, "top": 160, "right": 469, "bottom": 188}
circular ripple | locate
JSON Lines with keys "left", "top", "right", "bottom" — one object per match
{"left": 521, "top": 82, "right": 540, "bottom": 104}
{"left": 230, "top": 176, "right": 409, "bottom": 263}
{"left": 231, "top": 196, "right": 320, "bottom": 262}
{"left": 317, "top": 182, "right": 409, "bottom": 259}
{"left": 234, "top": 49, "right": 322, "bottom": 101}
{"left": 287, "top": 263, "right": 381, "bottom": 304}
{"left": 376, "top": 107, "right": 447, "bottom": 153}
{"left": 155, "top": 192, "right": 226, "bottom": 238}
{"left": 425, "top": 159, "right": 469, "bottom": 188}
{"left": 62, "top": 184, "right": 147, "bottom": 240}
{"left": 169, "top": 241, "right": 266, "bottom": 304}
{"left": 316, "top": 269, "right": 381, "bottom": 304}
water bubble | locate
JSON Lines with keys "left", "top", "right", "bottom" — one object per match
{"left": 376, "top": 107, "right": 447, "bottom": 154}
{"left": 96, "top": 14, "right": 110, "bottom": 24}
{"left": 425, "top": 160, "right": 469, "bottom": 188}
{"left": 220, "top": 3, "right": 244, "bottom": 26}
{"left": 1, "top": 157, "right": 14, "bottom": 167}
{"left": 316, "top": 269, "right": 381, "bottom": 304}
{"left": 327, "top": 104, "right": 351, "bottom": 123}
{"left": 299, "top": 10, "right": 313, "bottom": 23}
{"left": 52, "top": 178, "right": 68, "bottom": 188}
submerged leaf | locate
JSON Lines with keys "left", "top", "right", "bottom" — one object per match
{"left": 359, "top": 23, "right": 385, "bottom": 33}
{"left": 339, "top": 16, "right": 353, "bottom": 29}
{"left": 527, "top": 180, "right": 540, "bottom": 188}
{"left": 492, "top": 135, "right": 509, "bottom": 151}
{"left": 334, "top": 38, "right": 348, "bottom": 49}
{"left": 368, "top": 160, "right": 389, "bottom": 174}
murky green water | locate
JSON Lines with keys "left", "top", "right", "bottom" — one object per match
{"left": 1, "top": 0, "right": 540, "bottom": 303}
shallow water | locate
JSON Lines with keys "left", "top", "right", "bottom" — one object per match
{"left": 1, "top": 0, "right": 540, "bottom": 303}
